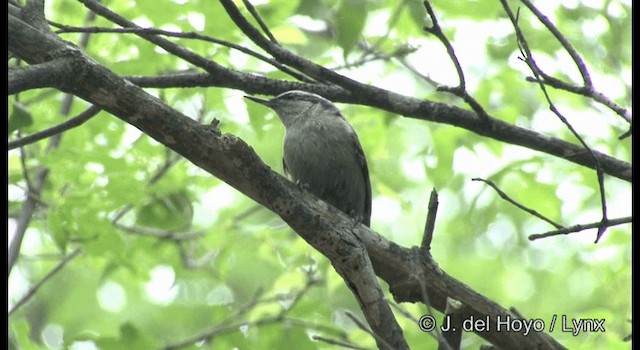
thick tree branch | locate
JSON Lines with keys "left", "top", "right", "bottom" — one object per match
{"left": 9, "top": 9, "right": 407, "bottom": 350}
{"left": 8, "top": 0, "right": 95, "bottom": 278}
{"left": 221, "top": 0, "right": 630, "bottom": 182}
{"left": 62, "top": 0, "right": 632, "bottom": 182}
{"left": 8, "top": 60, "right": 75, "bottom": 94}
{"left": 122, "top": 66, "right": 632, "bottom": 185}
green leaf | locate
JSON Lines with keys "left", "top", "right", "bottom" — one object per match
{"left": 93, "top": 323, "right": 157, "bottom": 350}
{"left": 335, "top": 0, "right": 367, "bottom": 57}
{"left": 136, "top": 191, "right": 193, "bottom": 231}
{"left": 8, "top": 101, "right": 33, "bottom": 135}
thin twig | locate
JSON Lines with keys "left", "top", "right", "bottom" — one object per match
{"left": 176, "top": 243, "right": 218, "bottom": 269}
{"left": 422, "top": 1, "right": 489, "bottom": 120}
{"left": 394, "top": 56, "right": 444, "bottom": 89}
{"left": 525, "top": 72, "right": 632, "bottom": 124}
{"left": 218, "top": 0, "right": 355, "bottom": 86}
{"left": 438, "top": 298, "right": 463, "bottom": 350}
{"left": 388, "top": 294, "right": 449, "bottom": 346}
{"left": 528, "top": 216, "right": 631, "bottom": 241}
{"left": 218, "top": 287, "right": 264, "bottom": 324}
{"left": 518, "top": 0, "right": 631, "bottom": 124}
{"left": 161, "top": 273, "right": 322, "bottom": 350}
{"left": 387, "top": 302, "right": 419, "bottom": 323}
{"left": 241, "top": 0, "right": 278, "bottom": 44}
{"left": 356, "top": 0, "right": 408, "bottom": 63}
{"left": 344, "top": 311, "right": 394, "bottom": 350}
{"left": 115, "top": 222, "right": 204, "bottom": 241}
{"left": 311, "top": 336, "right": 371, "bottom": 350}
{"left": 501, "top": 2, "right": 609, "bottom": 242}
{"left": 286, "top": 318, "right": 351, "bottom": 340}
{"left": 421, "top": 188, "right": 439, "bottom": 251}
{"left": 472, "top": 178, "right": 564, "bottom": 229}
{"left": 331, "top": 43, "right": 418, "bottom": 71}
{"left": 16, "top": 135, "right": 34, "bottom": 194}
{"left": 10, "top": 124, "right": 59, "bottom": 277}
{"left": 148, "top": 151, "right": 181, "bottom": 185}
{"left": 77, "top": 0, "right": 314, "bottom": 87}
{"left": 9, "top": 248, "right": 83, "bottom": 316}
{"left": 51, "top": 23, "right": 313, "bottom": 83}
{"left": 9, "top": 105, "right": 101, "bottom": 150}
{"left": 619, "top": 128, "right": 631, "bottom": 140}
{"left": 110, "top": 153, "right": 200, "bottom": 243}
{"left": 519, "top": 0, "right": 591, "bottom": 87}
{"left": 72, "top": 0, "right": 632, "bottom": 184}
{"left": 422, "top": 1, "right": 465, "bottom": 89}
{"left": 417, "top": 277, "right": 442, "bottom": 342}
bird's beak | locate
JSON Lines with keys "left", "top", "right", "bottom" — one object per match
{"left": 244, "top": 95, "right": 271, "bottom": 106}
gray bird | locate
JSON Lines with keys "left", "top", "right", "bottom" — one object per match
{"left": 245, "top": 90, "right": 372, "bottom": 227}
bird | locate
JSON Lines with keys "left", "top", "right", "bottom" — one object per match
{"left": 245, "top": 90, "right": 372, "bottom": 227}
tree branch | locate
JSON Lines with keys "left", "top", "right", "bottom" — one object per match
{"left": 422, "top": 1, "right": 489, "bottom": 121}
{"left": 64, "top": 0, "right": 632, "bottom": 182}
{"left": 8, "top": 0, "right": 95, "bottom": 278}
{"left": 8, "top": 248, "right": 82, "bottom": 316}
{"left": 472, "top": 178, "right": 563, "bottom": 229}
{"left": 420, "top": 188, "right": 439, "bottom": 251}
{"left": 50, "top": 23, "right": 314, "bottom": 83}
{"left": 501, "top": 1, "right": 610, "bottom": 241}
{"left": 8, "top": 60, "right": 74, "bottom": 94}
{"left": 241, "top": 0, "right": 279, "bottom": 44}
{"left": 8, "top": 105, "right": 101, "bottom": 150}
{"left": 228, "top": 1, "right": 631, "bottom": 181}
{"left": 528, "top": 216, "right": 631, "bottom": 241}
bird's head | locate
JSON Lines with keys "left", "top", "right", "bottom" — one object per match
{"left": 245, "top": 90, "right": 339, "bottom": 127}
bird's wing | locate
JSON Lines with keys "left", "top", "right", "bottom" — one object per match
{"left": 352, "top": 134, "right": 372, "bottom": 227}
{"left": 283, "top": 158, "right": 290, "bottom": 177}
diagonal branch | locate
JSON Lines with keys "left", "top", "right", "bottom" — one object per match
{"left": 518, "top": 0, "right": 630, "bottom": 124}
{"left": 422, "top": 1, "right": 489, "bottom": 121}
{"left": 521, "top": 0, "right": 631, "bottom": 124}
{"left": 472, "top": 178, "right": 564, "bottom": 229}
{"left": 216, "top": 0, "right": 630, "bottom": 183}
{"left": 8, "top": 105, "right": 101, "bottom": 150}
{"left": 9, "top": 248, "right": 83, "bottom": 316}
{"left": 241, "top": 0, "right": 278, "bottom": 44}
{"left": 50, "top": 23, "right": 314, "bottom": 83}
{"left": 520, "top": 0, "right": 591, "bottom": 86}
